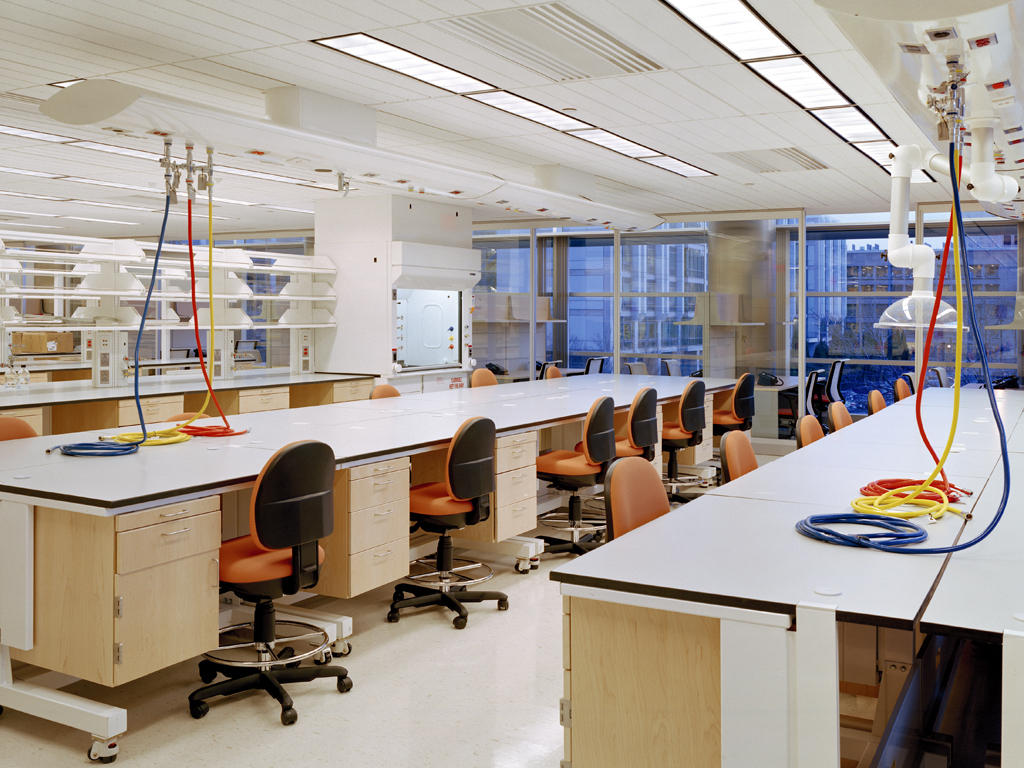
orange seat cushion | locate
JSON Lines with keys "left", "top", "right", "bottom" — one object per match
{"left": 410, "top": 481, "right": 474, "bottom": 516}
{"left": 713, "top": 409, "right": 744, "bottom": 426}
{"left": 661, "top": 422, "right": 695, "bottom": 442}
{"left": 537, "top": 449, "right": 602, "bottom": 477}
{"left": 573, "top": 437, "right": 643, "bottom": 458}
{"left": 220, "top": 535, "right": 325, "bottom": 585}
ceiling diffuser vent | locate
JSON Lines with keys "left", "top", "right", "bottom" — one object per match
{"left": 719, "top": 147, "right": 829, "bottom": 173}
{"left": 0, "top": 92, "right": 43, "bottom": 105}
{"left": 432, "top": 3, "right": 662, "bottom": 82}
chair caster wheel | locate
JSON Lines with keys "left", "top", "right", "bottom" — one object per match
{"left": 453, "top": 616, "right": 468, "bottom": 629}
{"left": 386, "top": 610, "right": 400, "bottom": 623}
{"left": 198, "top": 661, "right": 218, "bottom": 684}
{"left": 392, "top": 590, "right": 405, "bottom": 602}
{"left": 333, "top": 640, "right": 352, "bottom": 657}
{"left": 514, "top": 561, "right": 530, "bottom": 574}
{"left": 337, "top": 676, "right": 354, "bottom": 693}
{"left": 190, "top": 701, "right": 209, "bottom": 720}
{"left": 497, "top": 598, "right": 509, "bottom": 611}
{"left": 87, "top": 748, "right": 117, "bottom": 764}
{"left": 281, "top": 707, "right": 298, "bottom": 726}
{"left": 314, "top": 650, "right": 332, "bottom": 665}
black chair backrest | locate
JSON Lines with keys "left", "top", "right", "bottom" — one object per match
{"left": 582, "top": 396, "right": 617, "bottom": 467}
{"left": 804, "top": 370, "right": 819, "bottom": 417}
{"left": 445, "top": 417, "right": 496, "bottom": 526}
{"left": 251, "top": 440, "right": 336, "bottom": 593}
{"left": 680, "top": 379, "right": 706, "bottom": 434}
{"left": 664, "top": 359, "right": 682, "bottom": 377}
{"left": 826, "top": 359, "right": 848, "bottom": 403}
{"left": 732, "top": 373, "right": 755, "bottom": 420}
{"left": 627, "top": 387, "right": 659, "bottom": 455}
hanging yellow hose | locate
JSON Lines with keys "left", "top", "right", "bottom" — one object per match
{"left": 850, "top": 149, "right": 966, "bottom": 521}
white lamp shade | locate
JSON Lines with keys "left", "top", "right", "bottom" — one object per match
{"left": 874, "top": 294, "right": 966, "bottom": 331}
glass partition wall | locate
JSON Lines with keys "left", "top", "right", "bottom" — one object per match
{"left": 472, "top": 210, "right": 1024, "bottom": 419}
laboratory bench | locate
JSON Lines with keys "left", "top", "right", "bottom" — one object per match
{"left": 0, "top": 373, "right": 735, "bottom": 762}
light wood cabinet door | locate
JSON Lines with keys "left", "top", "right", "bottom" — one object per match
{"left": 113, "top": 550, "right": 220, "bottom": 685}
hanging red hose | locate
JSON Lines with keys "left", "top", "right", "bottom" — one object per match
{"left": 178, "top": 196, "right": 247, "bottom": 438}
{"left": 859, "top": 168, "right": 970, "bottom": 505}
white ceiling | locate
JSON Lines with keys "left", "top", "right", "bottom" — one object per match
{"left": 0, "top": 0, "right": 953, "bottom": 240}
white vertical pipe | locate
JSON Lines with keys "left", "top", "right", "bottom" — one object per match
{"left": 797, "top": 210, "right": 806, "bottom": 418}
{"left": 528, "top": 227, "right": 536, "bottom": 381}
{"left": 613, "top": 228, "right": 621, "bottom": 373}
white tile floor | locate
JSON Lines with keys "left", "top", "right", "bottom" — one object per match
{"left": 1, "top": 553, "right": 566, "bottom": 768}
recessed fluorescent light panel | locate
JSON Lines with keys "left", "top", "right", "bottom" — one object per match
{"left": 852, "top": 140, "right": 898, "bottom": 165}
{"left": 0, "top": 209, "right": 60, "bottom": 218}
{"left": 63, "top": 178, "right": 158, "bottom": 193}
{"left": 0, "top": 166, "right": 63, "bottom": 178}
{"left": 315, "top": 33, "right": 493, "bottom": 94}
{"left": 0, "top": 125, "right": 75, "bottom": 143}
{"left": 663, "top": 0, "right": 794, "bottom": 61}
{"left": 0, "top": 191, "right": 67, "bottom": 201}
{"left": 49, "top": 79, "right": 85, "bottom": 88}
{"left": 67, "top": 141, "right": 163, "bottom": 161}
{"left": 641, "top": 156, "right": 713, "bottom": 177}
{"left": 809, "top": 107, "right": 886, "bottom": 142}
{"left": 911, "top": 170, "right": 934, "bottom": 184}
{"left": 62, "top": 217, "right": 141, "bottom": 225}
{"left": 566, "top": 129, "right": 660, "bottom": 158}
{"left": 746, "top": 58, "right": 849, "bottom": 108}
{"left": 466, "top": 91, "right": 589, "bottom": 131}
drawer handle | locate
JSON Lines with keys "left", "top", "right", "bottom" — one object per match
{"left": 211, "top": 558, "right": 219, "bottom": 588}
{"left": 373, "top": 479, "right": 395, "bottom": 486}
{"left": 514, "top": 472, "right": 528, "bottom": 479}
{"left": 162, "top": 527, "right": 191, "bottom": 537}
{"left": 513, "top": 506, "right": 527, "bottom": 512}
{"left": 374, "top": 549, "right": 394, "bottom": 557}
{"left": 511, "top": 449, "right": 525, "bottom": 455}
{"left": 260, "top": 397, "right": 272, "bottom": 402}
{"left": 373, "top": 466, "right": 394, "bottom": 472}
{"left": 374, "top": 509, "right": 395, "bottom": 517}
{"left": 160, "top": 509, "right": 191, "bottom": 518}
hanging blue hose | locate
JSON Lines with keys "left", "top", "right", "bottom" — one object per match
{"left": 795, "top": 143, "right": 1011, "bottom": 553}
{"left": 47, "top": 194, "right": 171, "bottom": 457}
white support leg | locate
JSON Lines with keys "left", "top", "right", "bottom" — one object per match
{"left": 0, "top": 500, "right": 33, "bottom": 651}
{"left": 795, "top": 602, "right": 840, "bottom": 767}
{"left": 1003, "top": 629, "right": 1024, "bottom": 767}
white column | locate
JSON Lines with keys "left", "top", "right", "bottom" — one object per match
{"left": 795, "top": 601, "right": 839, "bottom": 767}
{"left": 0, "top": 500, "right": 33, "bottom": 651}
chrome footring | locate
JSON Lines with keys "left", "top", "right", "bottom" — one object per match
{"left": 539, "top": 516, "right": 606, "bottom": 535}
{"left": 405, "top": 557, "right": 494, "bottom": 589}
{"left": 202, "top": 620, "right": 331, "bottom": 669}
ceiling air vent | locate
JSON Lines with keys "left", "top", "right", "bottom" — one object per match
{"left": 0, "top": 92, "right": 44, "bottom": 105}
{"left": 432, "top": 3, "right": 662, "bottom": 82}
{"left": 718, "top": 147, "right": 829, "bottom": 173}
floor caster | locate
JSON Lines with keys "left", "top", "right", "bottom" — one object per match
{"left": 281, "top": 707, "right": 298, "bottom": 726}
{"left": 530, "top": 557, "right": 540, "bottom": 570}
{"left": 386, "top": 610, "right": 400, "bottom": 623}
{"left": 332, "top": 640, "right": 352, "bottom": 657}
{"left": 314, "top": 650, "right": 333, "bottom": 666}
{"left": 190, "top": 701, "right": 209, "bottom": 720}
{"left": 337, "top": 676, "right": 354, "bottom": 693}
{"left": 453, "top": 616, "right": 468, "bottom": 630}
{"left": 514, "top": 560, "right": 530, "bottom": 574}
{"left": 198, "top": 660, "right": 218, "bottom": 684}
{"left": 497, "top": 598, "right": 509, "bottom": 611}
{"left": 88, "top": 738, "right": 119, "bottom": 763}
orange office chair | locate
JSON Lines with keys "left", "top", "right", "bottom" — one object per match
{"left": 867, "top": 390, "right": 886, "bottom": 415}
{"left": 0, "top": 416, "right": 37, "bottom": 440}
{"left": 662, "top": 379, "right": 705, "bottom": 484}
{"left": 169, "top": 412, "right": 199, "bottom": 423}
{"left": 894, "top": 376, "right": 913, "bottom": 402}
{"left": 471, "top": 368, "right": 498, "bottom": 387}
{"left": 369, "top": 384, "right": 401, "bottom": 399}
{"left": 545, "top": 365, "right": 562, "bottom": 380}
{"left": 795, "top": 415, "right": 825, "bottom": 449}
{"left": 189, "top": 441, "right": 351, "bottom": 725}
{"left": 827, "top": 402, "right": 853, "bottom": 433}
{"left": 574, "top": 387, "right": 658, "bottom": 460}
{"left": 604, "top": 457, "right": 671, "bottom": 542}
{"left": 720, "top": 430, "right": 758, "bottom": 483}
{"left": 537, "top": 397, "right": 617, "bottom": 556}
{"left": 712, "top": 373, "right": 755, "bottom": 435}
{"left": 389, "top": 418, "right": 507, "bottom": 629}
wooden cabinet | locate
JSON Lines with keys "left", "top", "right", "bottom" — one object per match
{"left": 317, "top": 457, "right": 411, "bottom": 599}
{"left": 117, "top": 395, "right": 185, "bottom": 427}
{"left": 11, "top": 497, "right": 221, "bottom": 687}
{"left": 238, "top": 386, "right": 290, "bottom": 413}
{"left": 0, "top": 406, "right": 44, "bottom": 435}
{"left": 333, "top": 379, "right": 374, "bottom": 403}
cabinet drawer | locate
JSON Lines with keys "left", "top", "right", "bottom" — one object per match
{"left": 348, "top": 538, "right": 409, "bottom": 596}
{"left": 494, "top": 496, "right": 538, "bottom": 542}
{"left": 115, "top": 511, "right": 220, "bottom": 574}
{"left": 349, "top": 498, "right": 409, "bottom": 554}
{"left": 348, "top": 456, "right": 410, "bottom": 481}
{"left": 238, "top": 391, "right": 290, "bottom": 413}
{"left": 115, "top": 495, "right": 220, "bottom": 532}
{"left": 0, "top": 407, "right": 44, "bottom": 435}
{"left": 496, "top": 467, "right": 537, "bottom": 505}
{"left": 334, "top": 379, "right": 374, "bottom": 403}
{"left": 496, "top": 432, "right": 537, "bottom": 450}
{"left": 496, "top": 442, "right": 536, "bottom": 473}
{"left": 349, "top": 469, "right": 410, "bottom": 512}
{"left": 241, "top": 387, "right": 290, "bottom": 397}
{"left": 118, "top": 395, "right": 185, "bottom": 427}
